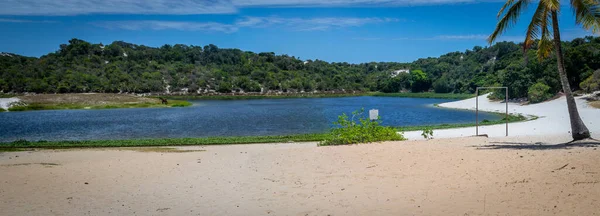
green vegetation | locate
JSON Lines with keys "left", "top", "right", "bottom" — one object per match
{"left": 0, "top": 134, "right": 331, "bottom": 149}
{"left": 0, "top": 107, "right": 5, "bottom": 112}
{"left": 119, "top": 147, "right": 206, "bottom": 153}
{"left": 528, "top": 83, "right": 553, "bottom": 103}
{"left": 373, "top": 92, "right": 474, "bottom": 100}
{"left": 160, "top": 93, "right": 370, "bottom": 100}
{"left": 319, "top": 109, "right": 406, "bottom": 146}
{"left": 396, "top": 113, "right": 530, "bottom": 132}
{"left": 580, "top": 70, "right": 600, "bottom": 93}
{"left": 0, "top": 93, "right": 15, "bottom": 98}
{"left": 1, "top": 37, "right": 599, "bottom": 100}
{"left": 421, "top": 128, "right": 434, "bottom": 139}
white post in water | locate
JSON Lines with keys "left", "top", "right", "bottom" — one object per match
{"left": 475, "top": 87, "right": 509, "bottom": 137}
{"left": 369, "top": 109, "right": 379, "bottom": 121}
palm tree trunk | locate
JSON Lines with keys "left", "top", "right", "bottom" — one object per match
{"left": 551, "top": 11, "right": 590, "bottom": 140}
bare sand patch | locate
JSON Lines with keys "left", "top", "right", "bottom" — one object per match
{"left": 17, "top": 93, "right": 156, "bottom": 106}
{"left": 1, "top": 136, "right": 599, "bottom": 215}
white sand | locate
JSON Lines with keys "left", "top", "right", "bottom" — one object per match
{"left": 0, "top": 97, "right": 19, "bottom": 110}
{"left": 404, "top": 94, "right": 600, "bottom": 140}
{"left": 1, "top": 136, "right": 599, "bottom": 216}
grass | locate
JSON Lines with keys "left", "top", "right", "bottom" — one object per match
{"left": 0, "top": 93, "right": 16, "bottom": 98}
{"left": 0, "top": 163, "right": 60, "bottom": 167}
{"left": 118, "top": 147, "right": 206, "bottom": 153}
{"left": 0, "top": 134, "right": 331, "bottom": 149}
{"left": 161, "top": 92, "right": 476, "bottom": 100}
{"left": 372, "top": 92, "right": 475, "bottom": 100}
{"left": 396, "top": 113, "right": 532, "bottom": 132}
{"left": 160, "top": 93, "right": 370, "bottom": 100}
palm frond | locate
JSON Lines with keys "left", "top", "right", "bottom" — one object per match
{"left": 537, "top": 9, "right": 554, "bottom": 60}
{"left": 489, "top": 0, "right": 531, "bottom": 44}
{"left": 524, "top": 2, "right": 550, "bottom": 50}
{"left": 570, "top": 0, "right": 600, "bottom": 33}
{"left": 498, "top": 0, "right": 517, "bottom": 18}
{"left": 541, "top": 0, "right": 561, "bottom": 11}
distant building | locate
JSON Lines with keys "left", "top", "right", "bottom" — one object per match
{"left": 391, "top": 69, "right": 410, "bottom": 77}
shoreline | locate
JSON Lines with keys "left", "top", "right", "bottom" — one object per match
{"left": 403, "top": 93, "right": 600, "bottom": 140}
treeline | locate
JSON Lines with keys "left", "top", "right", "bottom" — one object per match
{"left": 1, "top": 37, "right": 599, "bottom": 99}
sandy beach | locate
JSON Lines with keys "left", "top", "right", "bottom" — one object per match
{"left": 1, "top": 135, "right": 599, "bottom": 216}
{"left": 0, "top": 97, "right": 19, "bottom": 110}
{"left": 404, "top": 94, "right": 600, "bottom": 140}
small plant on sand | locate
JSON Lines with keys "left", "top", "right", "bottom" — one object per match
{"left": 319, "top": 108, "right": 405, "bottom": 146}
{"left": 421, "top": 128, "right": 434, "bottom": 140}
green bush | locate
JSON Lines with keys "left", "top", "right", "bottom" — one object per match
{"left": 528, "top": 82, "right": 553, "bottom": 103}
{"left": 421, "top": 128, "right": 433, "bottom": 139}
{"left": 580, "top": 70, "right": 600, "bottom": 93}
{"left": 319, "top": 109, "right": 406, "bottom": 146}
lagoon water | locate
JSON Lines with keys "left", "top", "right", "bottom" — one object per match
{"left": 0, "top": 96, "right": 500, "bottom": 142}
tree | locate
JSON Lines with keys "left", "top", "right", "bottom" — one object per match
{"left": 410, "top": 70, "right": 431, "bottom": 92}
{"left": 488, "top": 0, "right": 599, "bottom": 140}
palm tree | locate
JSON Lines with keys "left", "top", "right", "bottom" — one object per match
{"left": 488, "top": 0, "right": 600, "bottom": 140}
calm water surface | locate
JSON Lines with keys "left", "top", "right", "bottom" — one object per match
{"left": 0, "top": 96, "right": 500, "bottom": 142}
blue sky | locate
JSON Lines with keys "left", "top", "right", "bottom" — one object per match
{"left": 0, "top": 0, "right": 597, "bottom": 63}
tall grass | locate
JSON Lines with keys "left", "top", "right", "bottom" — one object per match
{"left": 372, "top": 92, "right": 475, "bottom": 100}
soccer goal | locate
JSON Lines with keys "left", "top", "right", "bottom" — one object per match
{"left": 475, "top": 87, "right": 508, "bottom": 137}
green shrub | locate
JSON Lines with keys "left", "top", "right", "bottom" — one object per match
{"left": 580, "top": 70, "right": 600, "bottom": 93}
{"left": 319, "top": 108, "right": 406, "bottom": 146}
{"left": 528, "top": 82, "right": 553, "bottom": 103}
{"left": 421, "top": 128, "right": 433, "bottom": 139}
{"left": 0, "top": 107, "right": 5, "bottom": 112}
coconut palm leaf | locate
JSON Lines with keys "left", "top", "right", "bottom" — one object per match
{"left": 570, "top": 0, "right": 600, "bottom": 33}
{"left": 489, "top": 0, "right": 531, "bottom": 43}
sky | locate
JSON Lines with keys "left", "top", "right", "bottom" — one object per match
{"left": 0, "top": 0, "right": 597, "bottom": 63}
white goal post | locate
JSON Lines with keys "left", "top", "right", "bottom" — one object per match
{"left": 475, "top": 87, "right": 508, "bottom": 137}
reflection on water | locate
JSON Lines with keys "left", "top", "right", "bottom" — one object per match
{"left": 0, "top": 96, "right": 500, "bottom": 142}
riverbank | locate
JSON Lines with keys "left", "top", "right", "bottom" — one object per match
{"left": 1, "top": 135, "right": 598, "bottom": 215}
{"left": 161, "top": 92, "right": 474, "bottom": 100}
{"left": 2, "top": 93, "right": 191, "bottom": 111}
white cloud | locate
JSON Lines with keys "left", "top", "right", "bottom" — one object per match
{"left": 0, "top": 18, "right": 56, "bottom": 23}
{"left": 0, "top": 0, "right": 503, "bottom": 16}
{"left": 95, "top": 21, "right": 239, "bottom": 33}
{"left": 236, "top": 16, "right": 400, "bottom": 31}
{"left": 0, "top": 0, "right": 237, "bottom": 15}
{"left": 435, "top": 34, "right": 488, "bottom": 40}
{"left": 96, "top": 16, "right": 399, "bottom": 32}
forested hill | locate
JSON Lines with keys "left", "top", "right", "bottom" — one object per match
{"left": 1, "top": 37, "right": 600, "bottom": 99}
